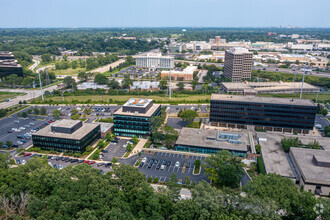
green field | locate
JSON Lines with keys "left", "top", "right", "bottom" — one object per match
{"left": 47, "top": 67, "right": 86, "bottom": 75}
{"left": 0, "top": 91, "right": 26, "bottom": 102}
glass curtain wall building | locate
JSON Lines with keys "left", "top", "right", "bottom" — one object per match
{"left": 32, "top": 120, "right": 101, "bottom": 153}
{"left": 210, "top": 94, "right": 317, "bottom": 133}
{"left": 114, "top": 98, "right": 162, "bottom": 138}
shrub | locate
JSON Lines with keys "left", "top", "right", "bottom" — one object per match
{"left": 255, "top": 144, "right": 261, "bottom": 154}
{"left": 153, "top": 177, "right": 159, "bottom": 183}
{"left": 147, "top": 177, "right": 153, "bottom": 183}
{"left": 257, "top": 157, "right": 266, "bottom": 174}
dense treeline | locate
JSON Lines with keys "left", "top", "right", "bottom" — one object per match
{"left": 0, "top": 155, "right": 328, "bottom": 219}
{"left": 0, "top": 29, "right": 159, "bottom": 56}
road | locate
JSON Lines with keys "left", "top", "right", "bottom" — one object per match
{"left": 0, "top": 84, "right": 59, "bottom": 109}
{"left": 91, "top": 59, "right": 126, "bottom": 73}
{"left": 28, "top": 59, "right": 39, "bottom": 71}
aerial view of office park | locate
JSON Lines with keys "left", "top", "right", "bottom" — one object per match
{"left": 0, "top": 0, "right": 329, "bottom": 219}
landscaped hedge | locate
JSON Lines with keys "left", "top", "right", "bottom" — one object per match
{"left": 257, "top": 157, "right": 266, "bottom": 174}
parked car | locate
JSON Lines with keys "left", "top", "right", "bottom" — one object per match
{"left": 142, "top": 157, "right": 147, "bottom": 163}
{"left": 101, "top": 150, "right": 108, "bottom": 153}
{"left": 83, "top": 160, "right": 90, "bottom": 163}
{"left": 139, "top": 162, "right": 144, "bottom": 167}
{"left": 78, "top": 160, "right": 84, "bottom": 163}
{"left": 167, "top": 161, "right": 171, "bottom": 167}
{"left": 175, "top": 161, "right": 180, "bottom": 167}
{"left": 156, "top": 164, "right": 161, "bottom": 170}
{"left": 59, "top": 164, "right": 63, "bottom": 170}
{"left": 105, "top": 162, "right": 112, "bottom": 167}
{"left": 162, "top": 160, "right": 167, "bottom": 165}
{"left": 97, "top": 163, "right": 105, "bottom": 167}
{"left": 148, "top": 163, "right": 152, "bottom": 169}
{"left": 22, "top": 160, "right": 26, "bottom": 165}
{"left": 186, "top": 163, "right": 190, "bottom": 168}
{"left": 24, "top": 153, "right": 32, "bottom": 157}
{"left": 160, "top": 165, "right": 165, "bottom": 170}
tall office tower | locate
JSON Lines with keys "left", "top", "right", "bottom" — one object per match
{"left": 223, "top": 47, "right": 253, "bottom": 82}
{"left": 215, "top": 36, "right": 220, "bottom": 44}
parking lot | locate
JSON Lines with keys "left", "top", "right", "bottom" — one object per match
{"left": 123, "top": 151, "right": 208, "bottom": 184}
{"left": 101, "top": 139, "right": 128, "bottom": 160}
{"left": 15, "top": 154, "right": 113, "bottom": 174}
{"left": 166, "top": 104, "right": 209, "bottom": 114}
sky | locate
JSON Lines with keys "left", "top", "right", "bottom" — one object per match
{"left": 0, "top": 0, "right": 329, "bottom": 28}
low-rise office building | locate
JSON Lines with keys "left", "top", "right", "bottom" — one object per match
{"left": 136, "top": 53, "right": 174, "bottom": 69}
{"left": 175, "top": 128, "right": 248, "bottom": 157}
{"left": 113, "top": 98, "right": 162, "bottom": 138}
{"left": 130, "top": 81, "right": 160, "bottom": 91}
{"left": 210, "top": 94, "right": 317, "bottom": 133}
{"left": 32, "top": 119, "right": 101, "bottom": 153}
{"left": 289, "top": 148, "right": 330, "bottom": 196}
{"left": 0, "top": 51, "right": 15, "bottom": 60}
{"left": 161, "top": 66, "right": 197, "bottom": 81}
{"left": 221, "top": 81, "right": 320, "bottom": 94}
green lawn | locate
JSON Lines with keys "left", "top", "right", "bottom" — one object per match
{"left": 0, "top": 91, "right": 26, "bottom": 102}
{"left": 32, "top": 94, "right": 212, "bottom": 104}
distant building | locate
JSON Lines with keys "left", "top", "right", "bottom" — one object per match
{"left": 130, "top": 81, "right": 160, "bottom": 91}
{"left": 161, "top": 66, "right": 197, "bottom": 81}
{"left": 289, "top": 148, "right": 330, "bottom": 196}
{"left": 221, "top": 81, "right": 320, "bottom": 94}
{"left": 0, "top": 59, "right": 23, "bottom": 78}
{"left": 175, "top": 128, "right": 248, "bottom": 157}
{"left": 210, "top": 94, "right": 317, "bottom": 133}
{"left": 278, "top": 54, "right": 328, "bottom": 67}
{"left": 185, "top": 41, "right": 211, "bottom": 51}
{"left": 0, "top": 51, "right": 15, "bottom": 60}
{"left": 169, "top": 44, "right": 183, "bottom": 53}
{"left": 136, "top": 53, "right": 174, "bottom": 69}
{"left": 32, "top": 119, "right": 101, "bottom": 153}
{"left": 77, "top": 82, "right": 109, "bottom": 91}
{"left": 287, "top": 43, "right": 313, "bottom": 51}
{"left": 113, "top": 98, "right": 162, "bottom": 138}
{"left": 223, "top": 47, "right": 253, "bottom": 82}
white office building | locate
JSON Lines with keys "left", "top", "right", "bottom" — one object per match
{"left": 136, "top": 53, "right": 174, "bottom": 69}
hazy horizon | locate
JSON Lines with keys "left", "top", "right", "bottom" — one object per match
{"left": 1, "top": 0, "right": 329, "bottom": 28}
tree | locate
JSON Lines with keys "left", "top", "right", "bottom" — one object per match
{"left": 126, "top": 143, "right": 133, "bottom": 152}
{"left": 52, "top": 109, "right": 61, "bottom": 119}
{"left": 184, "top": 176, "right": 190, "bottom": 185}
{"left": 159, "top": 79, "right": 168, "bottom": 90}
{"left": 78, "top": 72, "right": 89, "bottom": 82}
{"left": 153, "top": 177, "right": 159, "bottom": 183}
{"left": 41, "top": 53, "right": 51, "bottom": 63}
{"left": 105, "top": 133, "right": 112, "bottom": 142}
{"left": 94, "top": 73, "right": 109, "bottom": 85}
{"left": 203, "top": 150, "right": 244, "bottom": 188}
{"left": 112, "top": 157, "right": 118, "bottom": 164}
{"left": 244, "top": 173, "right": 317, "bottom": 219}
{"left": 71, "top": 60, "right": 78, "bottom": 69}
{"left": 5, "top": 141, "right": 12, "bottom": 147}
{"left": 179, "top": 109, "right": 198, "bottom": 123}
{"left": 83, "top": 107, "right": 92, "bottom": 115}
{"left": 281, "top": 137, "right": 303, "bottom": 152}
{"left": 322, "top": 108, "right": 328, "bottom": 116}
{"left": 21, "top": 112, "right": 28, "bottom": 118}
{"left": 33, "top": 108, "right": 40, "bottom": 115}
{"left": 40, "top": 107, "right": 47, "bottom": 115}
{"left": 63, "top": 76, "right": 76, "bottom": 90}
{"left": 62, "top": 54, "right": 68, "bottom": 61}
{"left": 177, "top": 82, "right": 184, "bottom": 91}
{"left": 194, "top": 159, "right": 201, "bottom": 169}
{"left": 71, "top": 108, "right": 78, "bottom": 115}
{"left": 71, "top": 114, "right": 80, "bottom": 120}
{"left": 108, "top": 79, "right": 120, "bottom": 90}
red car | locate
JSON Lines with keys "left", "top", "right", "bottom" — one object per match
{"left": 88, "top": 161, "right": 95, "bottom": 165}
{"left": 24, "top": 153, "right": 32, "bottom": 156}
{"left": 83, "top": 160, "right": 90, "bottom": 163}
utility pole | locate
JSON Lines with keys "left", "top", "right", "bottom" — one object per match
{"left": 38, "top": 64, "right": 44, "bottom": 101}
{"left": 169, "top": 68, "right": 171, "bottom": 100}
{"left": 299, "top": 55, "right": 307, "bottom": 100}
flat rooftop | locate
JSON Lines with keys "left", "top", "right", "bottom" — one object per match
{"left": 176, "top": 128, "right": 248, "bottom": 152}
{"left": 290, "top": 148, "right": 330, "bottom": 186}
{"left": 123, "top": 98, "right": 152, "bottom": 108}
{"left": 222, "top": 82, "right": 318, "bottom": 90}
{"left": 227, "top": 47, "right": 251, "bottom": 54}
{"left": 211, "top": 94, "right": 316, "bottom": 107}
{"left": 33, "top": 121, "right": 99, "bottom": 140}
{"left": 51, "top": 119, "right": 80, "bottom": 129}
{"left": 258, "top": 132, "right": 296, "bottom": 178}
{"left": 114, "top": 103, "right": 161, "bottom": 117}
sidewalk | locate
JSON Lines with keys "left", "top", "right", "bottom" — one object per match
{"left": 128, "top": 138, "right": 148, "bottom": 157}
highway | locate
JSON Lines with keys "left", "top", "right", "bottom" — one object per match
{"left": 90, "top": 59, "right": 126, "bottom": 73}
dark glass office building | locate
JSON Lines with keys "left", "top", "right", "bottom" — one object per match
{"left": 32, "top": 119, "right": 101, "bottom": 153}
{"left": 210, "top": 94, "right": 317, "bottom": 133}
{"left": 114, "top": 98, "right": 162, "bottom": 138}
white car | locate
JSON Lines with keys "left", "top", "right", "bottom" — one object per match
{"left": 59, "top": 164, "right": 63, "bottom": 170}
{"left": 175, "top": 161, "right": 180, "bottom": 167}
{"left": 30, "top": 122, "right": 35, "bottom": 125}
{"left": 22, "top": 160, "right": 26, "bottom": 165}
{"left": 20, "top": 127, "right": 25, "bottom": 130}
{"left": 17, "top": 129, "right": 21, "bottom": 132}
{"left": 17, "top": 141, "right": 23, "bottom": 145}
{"left": 142, "top": 157, "right": 147, "bottom": 163}
{"left": 160, "top": 165, "right": 165, "bottom": 170}
{"left": 48, "top": 162, "right": 52, "bottom": 167}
